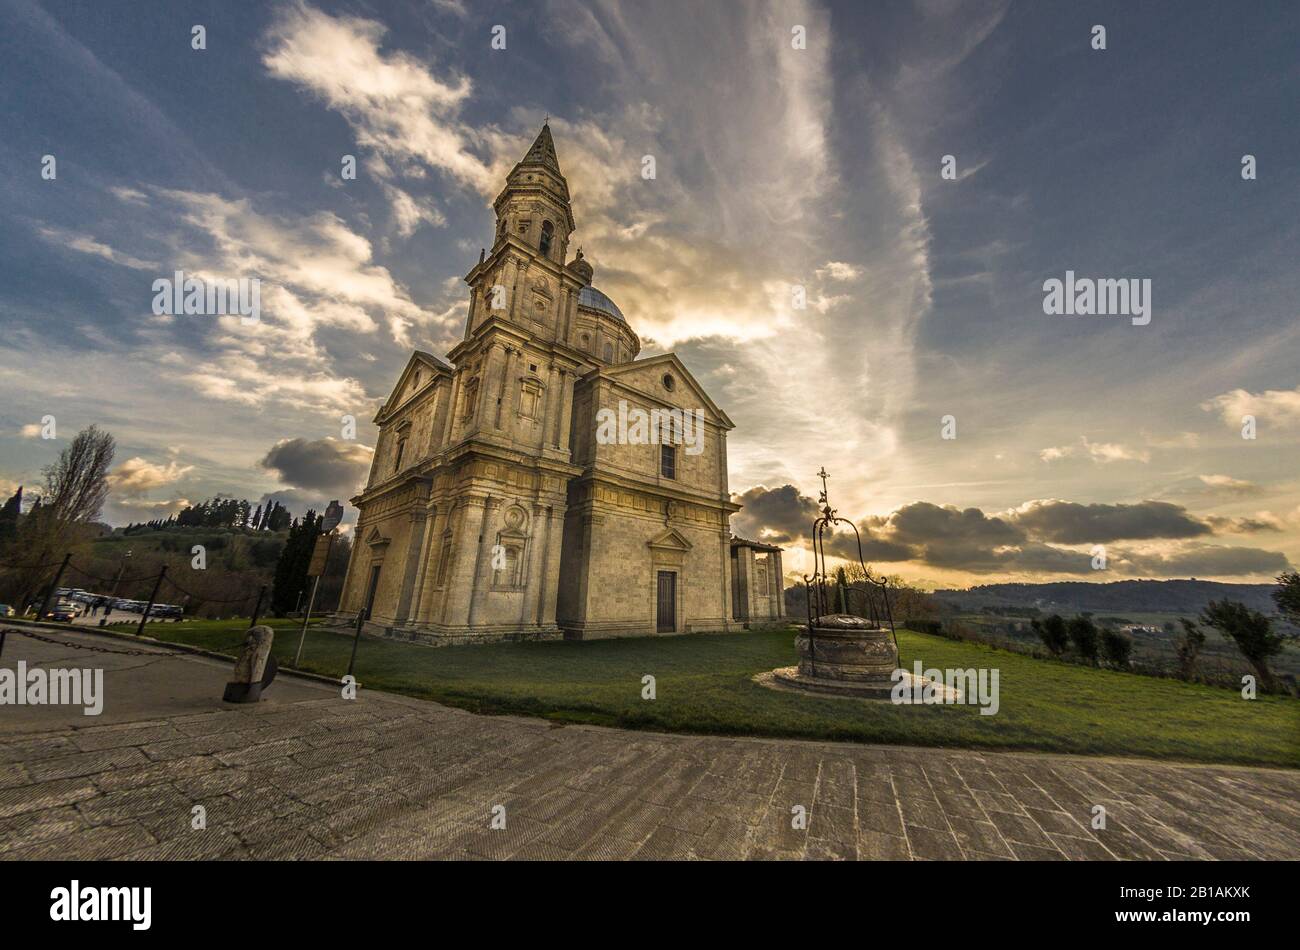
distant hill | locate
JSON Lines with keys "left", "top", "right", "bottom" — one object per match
{"left": 933, "top": 579, "right": 1280, "bottom": 615}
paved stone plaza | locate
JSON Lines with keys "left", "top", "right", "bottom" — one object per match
{"left": 2, "top": 626, "right": 1298, "bottom": 860}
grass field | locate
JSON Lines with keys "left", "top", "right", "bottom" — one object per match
{"left": 128, "top": 618, "right": 1300, "bottom": 768}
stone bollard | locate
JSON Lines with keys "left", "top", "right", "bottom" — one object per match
{"left": 223, "top": 624, "right": 279, "bottom": 703}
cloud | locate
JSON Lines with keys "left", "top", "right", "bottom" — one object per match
{"left": 122, "top": 186, "right": 441, "bottom": 415}
{"left": 726, "top": 488, "right": 1287, "bottom": 579}
{"left": 381, "top": 182, "right": 445, "bottom": 237}
{"left": 1197, "top": 474, "right": 1261, "bottom": 496}
{"left": 1204, "top": 513, "right": 1284, "bottom": 535}
{"left": 260, "top": 437, "right": 372, "bottom": 497}
{"left": 19, "top": 424, "right": 43, "bottom": 438}
{"left": 111, "top": 496, "right": 193, "bottom": 517}
{"left": 1008, "top": 499, "right": 1212, "bottom": 544}
{"left": 815, "top": 261, "right": 861, "bottom": 281}
{"left": 1116, "top": 544, "right": 1291, "bottom": 578}
{"left": 1202, "top": 386, "right": 1300, "bottom": 429}
{"left": 262, "top": 1, "right": 491, "bottom": 193}
{"left": 108, "top": 186, "right": 150, "bottom": 206}
{"left": 1040, "top": 436, "right": 1150, "bottom": 464}
{"left": 106, "top": 457, "right": 195, "bottom": 497}
{"left": 730, "top": 484, "right": 820, "bottom": 544}
{"left": 36, "top": 226, "right": 158, "bottom": 270}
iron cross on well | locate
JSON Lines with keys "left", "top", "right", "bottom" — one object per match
{"left": 816, "top": 467, "right": 834, "bottom": 517}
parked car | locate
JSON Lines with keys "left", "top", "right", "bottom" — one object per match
{"left": 43, "top": 601, "right": 78, "bottom": 622}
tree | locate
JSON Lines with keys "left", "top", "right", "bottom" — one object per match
{"left": 40, "top": 425, "right": 115, "bottom": 534}
{"left": 1100, "top": 627, "right": 1133, "bottom": 667}
{"left": 1200, "top": 599, "right": 1290, "bottom": 693}
{"left": 1031, "top": 614, "right": 1069, "bottom": 656}
{"left": 1175, "top": 617, "right": 1206, "bottom": 682}
{"left": 0, "top": 485, "right": 21, "bottom": 554}
{"left": 1, "top": 426, "right": 114, "bottom": 606}
{"left": 1067, "top": 615, "right": 1100, "bottom": 665}
{"left": 1274, "top": 571, "right": 1300, "bottom": 626}
{"left": 270, "top": 510, "right": 320, "bottom": 615}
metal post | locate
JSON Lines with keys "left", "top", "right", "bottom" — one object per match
{"left": 37, "top": 553, "right": 73, "bottom": 623}
{"left": 136, "top": 565, "right": 167, "bottom": 637}
{"left": 249, "top": 585, "right": 267, "bottom": 628}
{"left": 110, "top": 550, "right": 132, "bottom": 598}
{"left": 294, "top": 575, "right": 322, "bottom": 666}
{"left": 346, "top": 607, "right": 367, "bottom": 679}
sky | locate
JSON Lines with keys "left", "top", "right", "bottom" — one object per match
{"left": 1, "top": 0, "right": 1297, "bottom": 589}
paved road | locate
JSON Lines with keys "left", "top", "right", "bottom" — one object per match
{"left": 2, "top": 625, "right": 1298, "bottom": 860}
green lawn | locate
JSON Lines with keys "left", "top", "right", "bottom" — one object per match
{"left": 132, "top": 618, "right": 1300, "bottom": 768}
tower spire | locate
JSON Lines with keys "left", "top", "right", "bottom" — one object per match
{"left": 493, "top": 121, "right": 575, "bottom": 236}
{"left": 518, "top": 121, "right": 561, "bottom": 175}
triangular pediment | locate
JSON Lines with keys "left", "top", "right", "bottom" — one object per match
{"left": 601, "top": 353, "right": 734, "bottom": 429}
{"left": 362, "top": 526, "right": 391, "bottom": 548}
{"left": 377, "top": 351, "right": 452, "bottom": 422}
{"left": 647, "top": 527, "right": 692, "bottom": 552}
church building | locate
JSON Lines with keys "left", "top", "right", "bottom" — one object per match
{"left": 336, "top": 125, "right": 784, "bottom": 644}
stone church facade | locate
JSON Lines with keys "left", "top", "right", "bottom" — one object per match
{"left": 336, "top": 125, "right": 784, "bottom": 644}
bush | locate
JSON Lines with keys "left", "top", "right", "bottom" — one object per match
{"left": 1031, "top": 614, "right": 1069, "bottom": 656}
{"left": 1067, "top": 615, "right": 1100, "bottom": 665}
{"left": 1100, "top": 627, "right": 1133, "bottom": 667}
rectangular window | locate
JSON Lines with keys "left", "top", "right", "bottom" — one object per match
{"left": 394, "top": 437, "right": 407, "bottom": 471}
{"left": 519, "top": 382, "right": 541, "bottom": 419}
{"left": 661, "top": 443, "right": 676, "bottom": 479}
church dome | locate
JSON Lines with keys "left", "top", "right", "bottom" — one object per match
{"left": 578, "top": 285, "right": 626, "bottom": 323}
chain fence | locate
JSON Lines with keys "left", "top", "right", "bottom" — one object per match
{"left": 2, "top": 626, "right": 193, "bottom": 657}
{"left": 0, "top": 550, "right": 354, "bottom": 670}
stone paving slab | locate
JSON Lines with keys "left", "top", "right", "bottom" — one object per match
{"left": 2, "top": 624, "right": 1299, "bottom": 860}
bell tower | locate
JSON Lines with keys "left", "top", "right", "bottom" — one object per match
{"left": 492, "top": 123, "right": 575, "bottom": 264}
{"left": 461, "top": 123, "right": 585, "bottom": 343}
{"left": 446, "top": 122, "right": 589, "bottom": 457}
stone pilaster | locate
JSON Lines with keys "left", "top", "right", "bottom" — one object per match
{"left": 521, "top": 502, "right": 551, "bottom": 628}
{"left": 556, "top": 370, "right": 575, "bottom": 453}
{"left": 741, "top": 546, "right": 757, "bottom": 622}
{"left": 468, "top": 497, "right": 500, "bottom": 627}
{"left": 501, "top": 346, "right": 522, "bottom": 436}
{"left": 441, "top": 372, "right": 462, "bottom": 447}
{"left": 475, "top": 342, "right": 504, "bottom": 434}
{"left": 769, "top": 551, "right": 780, "bottom": 616}
{"left": 441, "top": 497, "right": 485, "bottom": 626}
{"left": 541, "top": 362, "right": 560, "bottom": 452}
{"left": 719, "top": 532, "right": 733, "bottom": 629}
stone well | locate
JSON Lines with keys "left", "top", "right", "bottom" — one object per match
{"left": 758, "top": 613, "right": 947, "bottom": 701}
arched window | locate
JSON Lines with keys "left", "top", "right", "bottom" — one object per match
{"left": 539, "top": 220, "right": 554, "bottom": 257}
{"left": 603, "top": 342, "right": 614, "bottom": 362}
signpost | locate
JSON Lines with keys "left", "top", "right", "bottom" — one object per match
{"left": 294, "top": 500, "right": 342, "bottom": 667}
